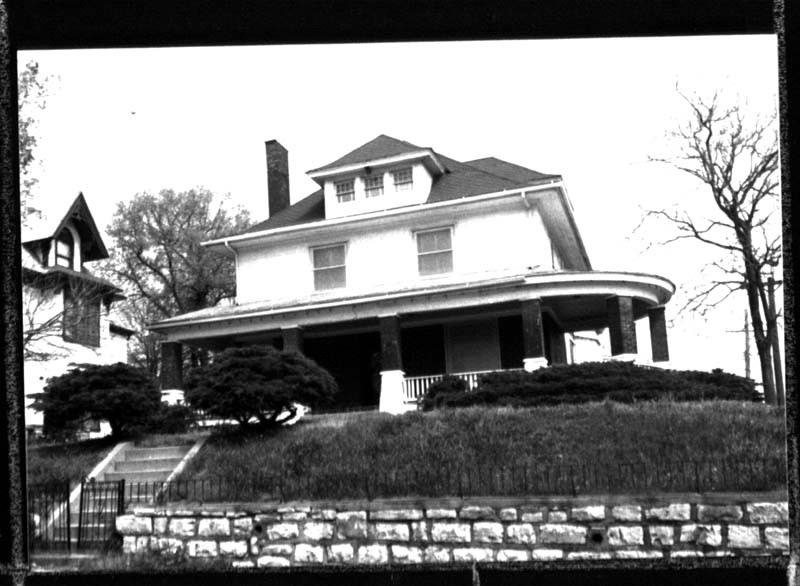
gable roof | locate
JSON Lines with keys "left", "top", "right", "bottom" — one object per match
{"left": 246, "top": 135, "right": 560, "bottom": 234}
{"left": 22, "top": 193, "right": 109, "bottom": 261}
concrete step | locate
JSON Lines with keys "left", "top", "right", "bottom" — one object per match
{"left": 113, "top": 457, "right": 184, "bottom": 473}
{"left": 124, "top": 446, "right": 190, "bottom": 461}
{"left": 103, "top": 469, "right": 175, "bottom": 482}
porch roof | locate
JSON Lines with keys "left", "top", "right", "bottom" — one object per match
{"left": 149, "top": 269, "right": 674, "bottom": 342}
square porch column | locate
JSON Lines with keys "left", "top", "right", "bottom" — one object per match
{"left": 521, "top": 299, "right": 548, "bottom": 371}
{"left": 378, "top": 314, "right": 406, "bottom": 414}
{"left": 282, "top": 326, "right": 304, "bottom": 354}
{"left": 160, "top": 341, "right": 184, "bottom": 404}
{"left": 648, "top": 305, "right": 670, "bottom": 362}
{"left": 607, "top": 295, "right": 638, "bottom": 359}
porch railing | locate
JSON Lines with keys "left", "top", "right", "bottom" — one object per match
{"left": 403, "top": 369, "right": 522, "bottom": 403}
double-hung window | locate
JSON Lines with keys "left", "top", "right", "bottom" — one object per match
{"left": 392, "top": 167, "right": 413, "bottom": 192}
{"left": 335, "top": 179, "right": 355, "bottom": 203}
{"left": 364, "top": 175, "right": 384, "bottom": 198}
{"left": 416, "top": 227, "right": 453, "bottom": 275}
{"left": 312, "top": 244, "right": 346, "bottom": 290}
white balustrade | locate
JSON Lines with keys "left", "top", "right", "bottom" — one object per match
{"left": 402, "top": 369, "right": 522, "bottom": 402}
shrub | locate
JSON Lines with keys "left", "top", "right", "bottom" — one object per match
{"left": 421, "top": 375, "right": 469, "bottom": 410}
{"left": 33, "top": 363, "right": 161, "bottom": 439}
{"left": 421, "top": 361, "right": 759, "bottom": 410}
{"left": 138, "top": 403, "right": 196, "bottom": 435}
{"left": 184, "top": 345, "right": 338, "bottom": 427}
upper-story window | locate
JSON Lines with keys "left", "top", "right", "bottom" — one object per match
{"left": 312, "top": 244, "right": 346, "bottom": 290}
{"left": 364, "top": 175, "right": 384, "bottom": 198}
{"left": 393, "top": 167, "right": 413, "bottom": 192}
{"left": 416, "top": 227, "right": 453, "bottom": 276}
{"left": 335, "top": 179, "right": 355, "bottom": 203}
{"left": 55, "top": 230, "right": 74, "bottom": 269}
{"left": 63, "top": 287, "right": 100, "bottom": 346}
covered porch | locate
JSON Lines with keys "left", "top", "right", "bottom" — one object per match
{"left": 151, "top": 270, "right": 674, "bottom": 414}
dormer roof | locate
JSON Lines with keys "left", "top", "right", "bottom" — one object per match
{"left": 307, "top": 134, "right": 447, "bottom": 182}
{"left": 22, "top": 193, "right": 109, "bottom": 262}
{"left": 247, "top": 135, "right": 561, "bottom": 234}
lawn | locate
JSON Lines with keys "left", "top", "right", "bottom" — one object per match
{"left": 27, "top": 437, "right": 118, "bottom": 488}
{"left": 177, "top": 400, "right": 787, "bottom": 500}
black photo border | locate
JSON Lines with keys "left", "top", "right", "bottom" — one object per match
{"left": 1, "top": 0, "right": 796, "bottom": 584}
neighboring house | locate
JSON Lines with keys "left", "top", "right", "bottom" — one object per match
{"left": 21, "top": 193, "right": 134, "bottom": 436}
{"left": 150, "top": 135, "right": 675, "bottom": 413}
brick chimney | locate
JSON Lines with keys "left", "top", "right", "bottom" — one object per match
{"left": 265, "top": 140, "right": 290, "bottom": 217}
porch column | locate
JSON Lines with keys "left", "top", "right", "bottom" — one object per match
{"left": 282, "top": 326, "right": 304, "bottom": 354}
{"left": 160, "top": 341, "right": 184, "bottom": 404}
{"left": 521, "top": 299, "right": 548, "bottom": 371}
{"left": 648, "top": 306, "right": 670, "bottom": 362}
{"left": 378, "top": 314, "right": 406, "bottom": 414}
{"left": 607, "top": 295, "right": 638, "bottom": 359}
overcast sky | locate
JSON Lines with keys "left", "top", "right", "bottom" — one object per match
{"left": 19, "top": 35, "right": 781, "bottom": 378}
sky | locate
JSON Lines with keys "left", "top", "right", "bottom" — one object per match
{"left": 18, "top": 35, "right": 781, "bottom": 378}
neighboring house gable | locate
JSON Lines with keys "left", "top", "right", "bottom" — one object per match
{"left": 21, "top": 193, "right": 132, "bottom": 435}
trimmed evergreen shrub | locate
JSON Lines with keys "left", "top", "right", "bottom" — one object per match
{"left": 185, "top": 345, "right": 338, "bottom": 427}
{"left": 138, "top": 404, "right": 196, "bottom": 435}
{"left": 420, "top": 362, "right": 759, "bottom": 410}
{"left": 33, "top": 362, "right": 161, "bottom": 439}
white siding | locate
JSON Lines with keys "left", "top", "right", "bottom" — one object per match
{"left": 236, "top": 205, "right": 557, "bottom": 304}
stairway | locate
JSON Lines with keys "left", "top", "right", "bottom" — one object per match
{"left": 67, "top": 443, "right": 193, "bottom": 548}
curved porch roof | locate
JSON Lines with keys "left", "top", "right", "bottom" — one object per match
{"left": 149, "top": 269, "right": 675, "bottom": 344}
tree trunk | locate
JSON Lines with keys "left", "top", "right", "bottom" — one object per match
{"left": 767, "top": 277, "right": 784, "bottom": 407}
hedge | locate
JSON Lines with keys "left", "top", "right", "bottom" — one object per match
{"left": 421, "top": 361, "right": 759, "bottom": 410}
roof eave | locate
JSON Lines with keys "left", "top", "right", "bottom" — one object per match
{"left": 203, "top": 181, "right": 562, "bottom": 251}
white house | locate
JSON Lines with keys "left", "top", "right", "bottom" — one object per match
{"left": 150, "top": 135, "right": 675, "bottom": 413}
{"left": 21, "top": 193, "right": 134, "bottom": 435}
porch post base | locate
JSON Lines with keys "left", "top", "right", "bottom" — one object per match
{"left": 608, "top": 353, "right": 638, "bottom": 362}
{"left": 378, "top": 370, "right": 407, "bottom": 415}
{"left": 523, "top": 357, "right": 549, "bottom": 372}
{"left": 161, "top": 389, "right": 185, "bottom": 405}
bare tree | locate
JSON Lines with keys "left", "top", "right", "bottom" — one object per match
{"left": 645, "top": 90, "right": 781, "bottom": 405}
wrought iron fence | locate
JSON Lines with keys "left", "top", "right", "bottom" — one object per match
{"left": 119, "top": 455, "right": 785, "bottom": 506}
{"left": 29, "top": 482, "right": 71, "bottom": 552}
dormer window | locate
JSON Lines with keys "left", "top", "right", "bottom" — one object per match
{"left": 393, "top": 168, "right": 413, "bottom": 192}
{"left": 335, "top": 179, "right": 355, "bottom": 203}
{"left": 55, "top": 230, "right": 74, "bottom": 269}
{"left": 364, "top": 175, "right": 384, "bottom": 198}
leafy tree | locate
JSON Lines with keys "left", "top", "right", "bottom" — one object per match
{"left": 185, "top": 346, "right": 338, "bottom": 427}
{"left": 32, "top": 363, "right": 161, "bottom": 439}
{"left": 644, "top": 91, "right": 782, "bottom": 405}
{"left": 103, "top": 188, "right": 250, "bottom": 367}
{"left": 18, "top": 60, "right": 50, "bottom": 224}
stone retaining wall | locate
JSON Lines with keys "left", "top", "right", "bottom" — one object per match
{"left": 116, "top": 495, "right": 789, "bottom": 567}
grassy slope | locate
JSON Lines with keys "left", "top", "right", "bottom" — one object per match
{"left": 27, "top": 437, "right": 118, "bottom": 488}
{"left": 182, "top": 401, "right": 786, "bottom": 496}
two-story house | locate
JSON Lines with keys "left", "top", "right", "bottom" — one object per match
{"left": 150, "top": 135, "right": 675, "bottom": 413}
{"left": 22, "top": 193, "right": 134, "bottom": 435}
